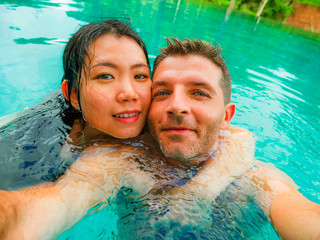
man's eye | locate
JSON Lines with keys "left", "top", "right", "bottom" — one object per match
{"left": 95, "top": 74, "right": 113, "bottom": 80}
{"left": 153, "top": 91, "right": 168, "bottom": 97}
{"left": 135, "top": 74, "right": 149, "bottom": 80}
{"left": 194, "top": 91, "right": 209, "bottom": 97}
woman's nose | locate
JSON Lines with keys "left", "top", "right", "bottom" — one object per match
{"left": 116, "top": 79, "right": 138, "bottom": 102}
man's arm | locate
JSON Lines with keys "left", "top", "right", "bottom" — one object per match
{"left": 252, "top": 161, "right": 320, "bottom": 240}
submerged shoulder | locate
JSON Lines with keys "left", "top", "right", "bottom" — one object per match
{"left": 220, "top": 125, "right": 256, "bottom": 156}
{"left": 249, "top": 160, "right": 299, "bottom": 194}
{"left": 252, "top": 160, "right": 297, "bottom": 186}
{"left": 224, "top": 125, "right": 255, "bottom": 139}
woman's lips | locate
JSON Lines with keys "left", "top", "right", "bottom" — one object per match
{"left": 113, "top": 111, "right": 140, "bottom": 124}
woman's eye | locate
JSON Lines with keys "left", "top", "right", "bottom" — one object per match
{"left": 135, "top": 74, "right": 149, "bottom": 80}
{"left": 96, "top": 74, "right": 113, "bottom": 80}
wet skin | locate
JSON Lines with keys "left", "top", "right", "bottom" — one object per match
{"left": 148, "top": 54, "right": 235, "bottom": 163}
{"left": 70, "top": 34, "right": 152, "bottom": 139}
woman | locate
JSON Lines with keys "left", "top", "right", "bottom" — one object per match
{"left": 60, "top": 19, "right": 151, "bottom": 140}
{"left": 0, "top": 19, "right": 153, "bottom": 189}
{"left": 0, "top": 20, "right": 255, "bottom": 240}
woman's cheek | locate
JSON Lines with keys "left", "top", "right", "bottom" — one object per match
{"left": 142, "top": 83, "right": 152, "bottom": 107}
{"left": 83, "top": 92, "right": 110, "bottom": 118}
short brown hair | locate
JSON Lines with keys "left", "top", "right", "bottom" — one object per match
{"left": 153, "top": 37, "right": 231, "bottom": 104}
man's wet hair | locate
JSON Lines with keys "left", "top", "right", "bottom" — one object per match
{"left": 152, "top": 37, "right": 231, "bottom": 104}
{"left": 62, "top": 19, "right": 150, "bottom": 110}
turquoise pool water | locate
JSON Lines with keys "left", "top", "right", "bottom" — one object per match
{"left": 0, "top": 0, "right": 319, "bottom": 239}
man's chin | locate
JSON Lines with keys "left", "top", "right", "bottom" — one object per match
{"left": 160, "top": 145, "right": 196, "bottom": 162}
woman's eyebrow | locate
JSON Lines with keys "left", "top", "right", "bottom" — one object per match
{"left": 91, "top": 62, "right": 117, "bottom": 69}
{"left": 131, "top": 63, "right": 149, "bottom": 69}
{"left": 90, "top": 62, "right": 148, "bottom": 69}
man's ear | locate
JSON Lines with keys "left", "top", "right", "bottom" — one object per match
{"left": 61, "top": 80, "right": 80, "bottom": 110}
{"left": 220, "top": 103, "right": 236, "bottom": 130}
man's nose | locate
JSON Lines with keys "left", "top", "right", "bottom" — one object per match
{"left": 166, "top": 92, "right": 190, "bottom": 115}
{"left": 116, "top": 78, "right": 138, "bottom": 102}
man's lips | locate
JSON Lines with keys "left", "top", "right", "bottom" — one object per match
{"left": 112, "top": 111, "right": 140, "bottom": 124}
{"left": 161, "top": 127, "right": 195, "bottom": 133}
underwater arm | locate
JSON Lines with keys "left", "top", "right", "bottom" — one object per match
{"left": 199, "top": 125, "right": 256, "bottom": 195}
{"left": 171, "top": 125, "right": 256, "bottom": 198}
{"left": 1, "top": 183, "right": 94, "bottom": 240}
{"left": 252, "top": 161, "right": 320, "bottom": 240}
{"left": 0, "top": 190, "right": 21, "bottom": 239}
{"left": 0, "top": 182, "right": 90, "bottom": 240}
{"left": 0, "top": 148, "right": 124, "bottom": 240}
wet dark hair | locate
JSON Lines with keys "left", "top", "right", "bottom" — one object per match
{"left": 62, "top": 19, "right": 150, "bottom": 109}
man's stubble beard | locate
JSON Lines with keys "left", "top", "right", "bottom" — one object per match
{"left": 149, "top": 117, "right": 223, "bottom": 162}
{"left": 158, "top": 128, "right": 220, "bottom": 162}
{"left": 158, "top": 135, "right": 200, "bottom": 161}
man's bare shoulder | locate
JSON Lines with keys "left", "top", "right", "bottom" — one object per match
{"left": 222, "top": 125, "right": 256, "bottom": 147}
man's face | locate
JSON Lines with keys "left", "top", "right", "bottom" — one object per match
{"left": 148, "top": 55, "right": 235, "bottom": 162}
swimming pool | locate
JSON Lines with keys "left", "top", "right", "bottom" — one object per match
{"left": 0, "top": 0, "right": 319, "bottom": 239}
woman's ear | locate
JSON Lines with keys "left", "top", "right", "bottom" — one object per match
{"left": 220, "top": 103, "right": 236, "bottom": 130}
{"left": 62, "top": 80, "right": 80, "bottom": 110}
{"left": 61, "top": 80, "right": 69, "bottom": 100}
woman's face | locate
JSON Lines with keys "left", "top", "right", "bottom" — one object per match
{"left": 73, "top": 34, "right": 151, "bottom": 139}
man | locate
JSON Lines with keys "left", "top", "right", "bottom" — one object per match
{"left": 147, "top": 38, "right": 320, "bottom": 239}
{"left": 0, "top": 38, "right": 319, "bottom": 240}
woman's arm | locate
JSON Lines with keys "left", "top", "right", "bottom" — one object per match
{"left": 170, "top": 125, "right": 256, "bottom": 198}
{"left": 0, "top": 147, "right": 125, "bottom": 240}
{"left": 0, "top": 190, "right": 20, "bottom": 239}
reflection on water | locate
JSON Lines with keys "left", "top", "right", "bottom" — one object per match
{"left": 0, "top": 91, "right": 71, "bottom": 189}
{"left": 13, "top": 37, "right": 67, "bottom": 45}
{"left": 261, "top": 66, "right": 298, "bottom": 81}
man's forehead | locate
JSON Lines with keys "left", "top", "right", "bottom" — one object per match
{"left": 157, "top": 54, "right": 211, "bottom": 67}
{"left": 152, "top": 72, "right": 211, "bottom": 86}
{"left": 152, "top": 55, "right": 223, "bottom": 86}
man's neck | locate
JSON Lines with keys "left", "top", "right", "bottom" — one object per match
{"left": 163, "top": 144, "right": 220, "bottom": 171}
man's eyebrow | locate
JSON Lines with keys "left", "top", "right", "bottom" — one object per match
{"left": 189, "top": 81, "right": 217, "bottom": 93}
{"left": 152, "top": 80, "right": 217, "bottom": 93}
{"left": 152, "top": 81, "right": 168, "bottom": 88}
